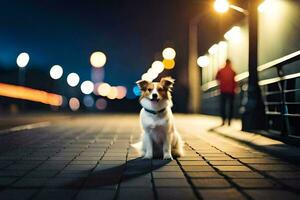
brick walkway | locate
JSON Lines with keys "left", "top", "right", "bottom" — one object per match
{"left": 0, "top": 114, "right": 299, "bottom": 200}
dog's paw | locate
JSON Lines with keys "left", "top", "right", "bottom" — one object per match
{"left": 163, "top": 154, "right": 173, "bottom": 160}
{"left": 143, "top": 154, "right": 153, "bottom": 159}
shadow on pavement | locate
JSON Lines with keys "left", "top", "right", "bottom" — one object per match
{"left": 65, "top": 157, "right": 170, "bottom": 188}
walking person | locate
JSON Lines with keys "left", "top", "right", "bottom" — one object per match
{"left": 216, "top": 59, "right": 237, "bottom": 126}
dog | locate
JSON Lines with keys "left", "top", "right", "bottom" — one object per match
{"left": 135, "top": 76, "right": 184, "bottom": 160}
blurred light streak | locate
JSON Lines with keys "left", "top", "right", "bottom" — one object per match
{"left": 69, "top": 97, "right": 80, "bottom": 111}
{"left": 197, "top": 55, "right": 209, "bottom": 68}
{"left": 90, "top": 51, "right": 106, "bottom": 68}
{"left": 0, "top": 83, "right": 62, "bottom": 106}
{"left": 16, "top": 52, "right": 30, "bottom": 68}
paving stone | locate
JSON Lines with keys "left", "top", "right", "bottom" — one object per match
{"left": 192, "top": 178, "right": 231, "bottom": 188}
{"left": 249, "top": 164, "right": 298, "bottom": 171}
{"left": 280, "top": 179, "right": 300, "bottom": 189}
{"left": 182, "top": 165, "right": 216, "bottom": 172}
{"left": 154, "top": 165, "right": 182, "bottom": 172}
{"left": 179, "top": 161, "right": 209, "bottom": 166}
{"left": 232, "top": 178, "right": 279, "bottom": 188}
{"left": 240, "top": 158, "right": 287, "bottom": 164}
{"left": 0, "top": 170, "right": 28, "bottom": 177}
{"left": 0, "top": 177, "right": 18, "bottom": 186}
{"left": 177, "top": 156, "right": 203, "bottom": 161}
{"left": 209, "top": 160, "right": 242, "bottom": 166}
{"left": 64, "top": 164, "right": 95, "bottom": 171}
{"left": 222, "top": 171, "right": 264, "bottom": 178}
{"left": 245, "top": 189, "right": 300, "bottom": 200}
{"left": 187, "top": 172, "right": 223, "bottom": 178}
{"left": 154, "top": 178, "right": 190, "bottom": 187}
{"left": 204, "top": 157, "right": 235, "bottom": 161}
{"left": 44, "top": 178, "right": 84, "bottom": 188}
{"left": 153, "top": 171, "right": 185, "bottom": 178}
{"left": 117, "top": 188, "right": 155, "bottom": 200}
{"left": 199, "top": 188, "right": 246, "bottom": 200}
{"left": 156, "top": 188, "right": 197, "bottom": 200}
{"left": 0, "top": 189, "right": 38, "bottom": 200}
{"left": 75, "top": 189, "right": 116, "bottom": 200}
{"left": 32, "top": 189, "right": 77, "bottom": 200}
{"left": 266, "top": 171, "right": 300, "bottom": 179}
{"left": 215, "top": 166, "right": 252, "bottom": 172}
{"left": 120, "top": 176, "right": 152, "bottom": 187}
{"left": 13, "top": 178, "right": 49, "bottom": 188}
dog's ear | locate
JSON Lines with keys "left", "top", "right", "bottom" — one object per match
{"left": 136, "top": 80, "right": 149, "bottom": 91}
{"left": 160, "top": 76, "right": 175, "bottom": 90}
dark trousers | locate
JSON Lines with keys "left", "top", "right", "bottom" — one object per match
{"left": 220, "top": 93, "right": 235, "bottom": 123}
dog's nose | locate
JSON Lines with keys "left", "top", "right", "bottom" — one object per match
{"left": 152, "top": 94, "right": 158, "bottom": 99}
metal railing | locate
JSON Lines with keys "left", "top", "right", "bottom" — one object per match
{"left": 201, "top": 50, "right": 300, "bottom": 138}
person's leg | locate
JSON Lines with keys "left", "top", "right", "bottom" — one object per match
{"left": 228, "top": 94, "right": 234, "bottom": 126}
{"left": 220, "top": 93, "right": 226, "bottom": 125}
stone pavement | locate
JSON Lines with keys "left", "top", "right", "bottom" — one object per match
{"left": 0, "top": 114, "right": 299, "bottom": 200}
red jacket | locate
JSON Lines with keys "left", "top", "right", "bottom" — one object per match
{"left": 216, "top": 65, "right": 236, "bottom": 94}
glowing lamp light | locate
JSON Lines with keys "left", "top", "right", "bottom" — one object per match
{"left": 80, "top": 80, "right": 94, "bottom": 95}
{"left": 16, "top": 52, "right": 30, "bottom": 68}
{"left": 83, "top": 95, "right": 94, "bottom": 107}
{"left": 163, "top": 59, "right": 175, "bottom": 70}
{"left": 208, "top": 44, "right": 219, "bottom": 55}
{"left": 67, "top": 73, "right": 80, "bottom": 87}
{"left": 151, "top": 61, "right": 164, "bottom": 74}
{"left": 97, "top": 83, "right": 111, "bottom": 96}
{"left": 197, "top": 56, "right": 210, "bottom": 68}
{"left": 224, "top": 26, "right": 241, "bottom": 43}
{"left": 50, "top": 65, "right": 63, "bottom": 80}
{"left": 214, "top": 0, "right": 229, "bottom": 13}
{"left": 141, "top": 73, "right": 153, "bottom": 82}
{"left": 96, "top": 98, "right": 107, "bottom": 110}
{"left": 107, "top": 87, "right": 118, "bottom": 100}
{"left": 162, "top": 47, "right": 176, "bottom": 60}
{"left": 116, "top": 86, "right": 127, "bottom": 99}
{"left": 258, "top": 0, "right": 271, "bottom": 13}
{"left": 90, "top": 51, "right": 106, "bottom": 68}
{"left": 133, "top": 85, "right": 141, "bottom": 96}
{"left": 69, "top": 97, "right": 80, "bottom": 111}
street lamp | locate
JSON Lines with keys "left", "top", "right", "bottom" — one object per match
{"left": 50, "top": 65, "right": 63, "bottom": 80}
{"left": 213, "top": 0, "right": 266, "bottom": 131}
{"left": 67, "top": 73, "right": 80, "bottom": 87}
{"left": 16, "top": 52, "right": 30, "bottom": 86}
{"left": 197, "top": 55, "right": 209, "bottom": 68}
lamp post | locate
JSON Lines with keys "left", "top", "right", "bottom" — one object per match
{"left": 214, "top": 0, "right": 266, "bottom": 130}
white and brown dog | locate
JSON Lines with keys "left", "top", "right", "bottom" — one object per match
{"left": 136, "top": 77, "right": 184, "bottom": 160}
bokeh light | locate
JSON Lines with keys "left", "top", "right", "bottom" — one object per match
{"left": 90, "top": 51, "right": 106, "bottom": 68}
{"left": 67, "top": 73, "right": 80, "bottom": 87}
{"left": 214, "top": 0, "right": 229, "bottom": 13}
{"left": 50, "top": 65, "right": 63, "bottom": 80}
{"left": 83, "top": 95, "right": 94, "bottom": 107}
{"left": 208, "top": 44, "right": 218, "bottom": 55}
{"left": 162, "top": 47, "right": 176, "bottom": 60}
{"left": 163, "top": 59, "right": 175, "bottom": 70}
{"left": 197, "top": 55, "right": 209, "bottom": 68}
{"left": 107, "top": 87, "right": 118, "bottom": 99}
{"left": 97, "top": 83, "right": 111, "bottom": 96}
{"left": 69, "top": 97, "right": 80, "bottom": 111}
{"left": 16, "top": 52, "right": 30, "bottom": 68}
{"left": 116, "top": 86, "right": 127, "bottom": 99}
{"left": 80, "top": 80, "right": 94, "bottom": 94}
{"left": 224, "top": 26, "right": 241, "bottom": 43}
{"left": 133, "top": 85, "right": 141, "bottom": 96}
{"left": 151, "top": 61, "right": 164, "bottom": 73}
{"left": 141, "top": 73, "right": 153, "bottom": 82}
{"left": 96, "top": 98, "right": 107, "bottom": 110}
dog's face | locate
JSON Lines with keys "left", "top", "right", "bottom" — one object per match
{"left": 136, "top": 77, "right": 174, "bottom": 111}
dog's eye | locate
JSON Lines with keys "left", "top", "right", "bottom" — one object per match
{"left": 158, "top": 88, "right": 163, "bottom": 92}
{"left": 147, "top": 88, "right": 152, "bottom": 92}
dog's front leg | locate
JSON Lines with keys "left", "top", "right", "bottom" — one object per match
{"left": 163, "top": 135, "right": 173, "bottom": 160}
{"left": 142, "top": 133, "right": 153, "bottom": 159}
